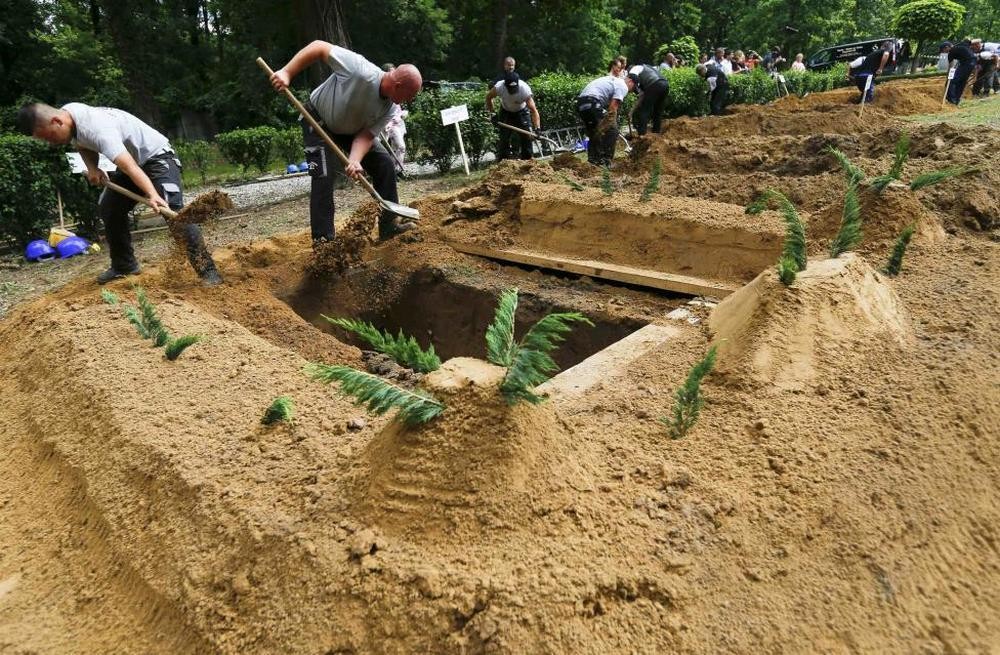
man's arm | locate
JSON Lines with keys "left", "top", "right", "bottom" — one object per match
{"left": 270, "top": 40, "right": 334, "bottom": 90}
{"left": 346, "top": 131, "right": 375, "bottom": 180}
{"left": 78, "top": 148, "right": 106, "bottom": 186}
{"left": 113, "top": 152, "right": 168, "bottom": 211}
{"left": 485, "top": 87, "right": 498, "bottom": 114}
{"left": 526, "top": 97, "right": 541, "bottom": 129}
{"left": 876, "top": 51, "right": 889, "bottom": 75}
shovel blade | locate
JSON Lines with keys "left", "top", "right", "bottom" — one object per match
{"left": 381, "top": 198, "right": 420, "bottom": 221}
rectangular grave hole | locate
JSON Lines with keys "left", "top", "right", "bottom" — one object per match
{"left": 287, "top": 266, "right": 648, "bottom": 371}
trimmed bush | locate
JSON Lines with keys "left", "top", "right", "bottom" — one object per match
{"left": 0, "top": 134, "right": 99, "bottom": 248}
{"left": 216, "top": 126, "right": 278, "bottom": 175}
{"left": 174, "top": 139, "right": 212, "bottom": 186}
{"left": 272, "top": 127, "right": 303, "bottom": 165}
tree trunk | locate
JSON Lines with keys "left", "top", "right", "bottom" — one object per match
{"left": 294, "top": 0, "right": 351, "bottom": 86}
{"left": 89, "top": 0, "right": 101, "bottom": 34}
{"left": 493, "top": 0, "right": 511, "bottom": 72}
{"left": 98, "top": 0, "right": 163, "bottom": 124}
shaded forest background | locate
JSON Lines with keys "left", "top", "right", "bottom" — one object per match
{"left": 1, "top": 0, "right": 996, "bottom": 133}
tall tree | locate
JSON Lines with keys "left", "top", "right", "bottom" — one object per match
{"left": 615, "top": 0, "right": 701, "bottom": 64}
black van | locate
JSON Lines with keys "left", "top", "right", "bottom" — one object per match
{"left": 807, "top": 37, "right": 906, "bottom": 71}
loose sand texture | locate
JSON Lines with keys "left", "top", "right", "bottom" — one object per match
{"left": 0, "top": 77, "right": 997, "bottom": 654}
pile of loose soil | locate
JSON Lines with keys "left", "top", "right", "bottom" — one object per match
{"left": 176, "top": 190, "right": 235, "bottom": 224}
{"left": 308, "top": 200, "right": 382, "bottom": 276}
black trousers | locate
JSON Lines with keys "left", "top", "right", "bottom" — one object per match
{"left": 632, "top": 79, "right": 669, "bottom": 135}
{"left": 302, "top": 104, "right": 399, "bottom": 240}
{"left": 853, "top": 73, "right": 875, "bottom": 102}
{"left": 947, "top": 62, "right": 975, "bottom": 104}
{"left": 973, "top": 61, "right": 996, "bottom": 96}
{"left": 577, "top": 97, "right": 617, "bottom": 166}
{"left": 497, "top": 107, "right": 532, "bottom": 161}
{"left": 710, "top": 78, "right": 729, "bottom": 115}
{"left": 98, "top": 154, "right": 217, "bottom": 276}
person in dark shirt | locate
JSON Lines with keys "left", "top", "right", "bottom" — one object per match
{"left": 946, "top": 40, "right": 977, "bottom": 105}
{"left": 696, "top": 64, "right": 728, "bottom": 115}
{"left": 626, "top": 64, "right": 670, "bottom": 134}
{"left": 850, "top": 41, "right": 892, "bottom": 103}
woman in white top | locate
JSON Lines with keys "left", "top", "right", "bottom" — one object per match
{"left": 791, "top": 54, "right": 807, "bottom": 71}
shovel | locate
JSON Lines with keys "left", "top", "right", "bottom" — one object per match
{"left": 497, "top": 121, "right": 569, "bottom": 153}
{"left": 256, "top": 57, "right": 419, "bottom": 222}
{"left": 379, "top": 133, "right": 408, "bottom": 178}
{"left": 104, "top": 180, "right": 180, "bottom": 219}
{"left": 858, "top": 74, "right": 874, "bottom": 118}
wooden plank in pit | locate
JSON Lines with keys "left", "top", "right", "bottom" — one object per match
{"left": 450, "top": 242, "right": 735, "bottom": 297}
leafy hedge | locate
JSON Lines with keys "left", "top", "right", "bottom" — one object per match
{"left": 216, "top": 126, "right": 278, "bottom": 174}
{"left": 0, "top": 134, "right": 99, "bottom": 248}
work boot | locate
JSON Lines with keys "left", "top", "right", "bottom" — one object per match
{"left": 200, "top": 268, "right": 224, "bottom": 287}
{"left": 96, "top": 264, "right": 140, "bottom": 285}
{"left": 378, "top": 218, "right": 416, "bottom": 241}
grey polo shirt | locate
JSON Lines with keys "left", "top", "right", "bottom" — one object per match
{"left": 578, "top": 76, "right": 628, "bottom": 104}
{"left": 63, "top": 102, "right": 170, "bottom": 166}
{"left": 309, "top": 45, "right": 395, "bottom": 137}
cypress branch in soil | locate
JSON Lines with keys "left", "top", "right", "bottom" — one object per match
{"left": 262, "top": 395, "right": 295, "bottom": 425}
{"left": 306, "top": 364, "right": 444, "bottom": 426}
{"left": 323, "top": 316, "right": 440, "bottom": 373}
{"left": 485, "top": 287, "right": 519, "bottom": 367}
{"left": 601, "top": 166, "right": 613, "bottom": 195}
{"left": 883, "top": 223, "right": 916, "bottom": 276}
{"left": 500, "top": 312, "right": 593, "bottom": 405}
{"left": 829, "top": 182, "right": 863, "bottom": 258}
{"left": 662, "top": 345, "right": 718, "bottom": 439}
{"left": 640, "top": 159, "right": 661, "bottom": 202}
{"left": 165, "top": 335, "right": 201, "bottom": 360}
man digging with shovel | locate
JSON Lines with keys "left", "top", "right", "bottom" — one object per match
{"left": 486, "top": 71, "right": 541, "bottom": 161}
{"left": 16, "top": 102, "right": 223, "bottom": 286}
{"left": 265, "top": 41, "right": 422, "bottom": 245}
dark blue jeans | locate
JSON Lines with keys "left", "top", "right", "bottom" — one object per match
{"left": 854, "top": 74, "right": 875, "bottom": 102}
{"left": 946, "top": 63, "right": 975, "bottom": 104}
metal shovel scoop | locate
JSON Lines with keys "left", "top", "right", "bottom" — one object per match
{"left": 256, "top": 57, "right": 419, "bottom": 222}
{"left": 497, "top": 122, "right": 570, "bottom": 153}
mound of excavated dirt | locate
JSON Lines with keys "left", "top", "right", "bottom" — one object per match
{"left": 659, "top": 105, "right": 897, "bottom": 141}
{"left": 357, "top": 357, "right": 595, "bottom": 540}
{"left": 176, "top": 190, "right": 235, "bottom": 224}
{"left": 809, "top": 184, "right": 945, "bottom": 250}
{"left": 710, "top": 253, "right": 912, "bottom": 389}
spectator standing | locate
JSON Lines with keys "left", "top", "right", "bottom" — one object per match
{"left": 627, "top": 64, "right": 670, "bottom": 135}
{"left": 763, "top": 47, "right": 786, "bottom": 72}
{"left": 709, "top": 48, "right": 733, "bottom": 74}
{"left": 946, "top": 39, "right": 977, "bottom": 105}
{"left": 731, "top": 50, "right": 748, "bottom": 73}
{"left": 696, "top": 64, "right": 728, "bottom": 115}
{"left": 972, "top": 40, "right": 998, "bottom": 97}
{"left": 381, "top": 64, "right": 408, "bottom": 174}
{"left": 486, "top": 71, "right": 541, "bottom": 161}
{"left": 791, "top": 54, "right": 806, "bottom": 71}
{"left": 576, "top": 73, "right": 634, "bottom": 166}
{"left": 658, "top": 53, "right": 676, "bottom": 72}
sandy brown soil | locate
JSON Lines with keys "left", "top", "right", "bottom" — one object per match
{"left": 0, "top": 77, "right": 998, "bottom": 654}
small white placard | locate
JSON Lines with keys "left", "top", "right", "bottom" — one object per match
{"left": 947, "top": 67, "right": 957, "bottom": 80}
{"left": 777, "top": 74, "right": 786, "bottom": 83}
{"left": 440, "top": 104, "right": 469, "bottom": 126}
{"left": 66, "top": 152, "right": 116, "bottom": 173}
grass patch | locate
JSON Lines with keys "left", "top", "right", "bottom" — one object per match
{"left": 904, "top": 95, "right": 1000, "bottom": 129}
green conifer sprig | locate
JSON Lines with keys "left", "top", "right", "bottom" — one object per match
{"left": 121, "top": 303, "right": 150, "bottom": 339}
{"left": 559, "top": 173, "right": 584, "bottom": 191}
{"left": 909, "top": 167, "right": 974, "bottom": 191}
{"left": 165, "top": 335, "right": 201, "bottom": 360}
{"left": 306, "top": 364, "right": 444, "bottom": 426}
{"left": 640, "top": 159, "right": 661, "bottom": 202}
{"left": 135, "top": 288, "right": 167, "bottom": 342}
{"left": 883, "top": 223, "right": 916, "bottom": 276}
{"left": 829, "top": 182, "right": 863, "bottom": 258}
{"left": 101, "top": 289, "right": 119, "bottom": 305}
{"left": 323, "top": 316, "right": 441, "bottom": 373}
{"left": 500, "top": 312, "right": 593, "bottom": 405}
{"left": 888, "top": 131, "right": 910, "bottom": 180}
{"left": 485, "top": 287, "right": 519, "bottom": 366}
{"left": 869, "top": 174, "right": 896, "bottom": 193}
{"left": 601, "top": 166, "right": 613, "bottom": 195}
{"left": 777, "top": 255, "right": 798, "bottom": 286}
{"left": 661, "top": 345, "right": 717, "bottom": 439}
{"left": 824, "top": 146, "right": 865, "bottom": 184}
{"left": 262, "top": 395, "right": 295, "bottom": 425}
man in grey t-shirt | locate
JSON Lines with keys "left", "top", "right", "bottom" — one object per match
{"left": 269, "top": 42, "right": 422, "bottom": 243}
{"left": 576, "top": 74, "right": 634, "bottom": 166}
{"left": 486, "top": 72, "right": 541, "bottom": 161}
{"left": 16, "top": 102, "right": 221, "bottom": 285}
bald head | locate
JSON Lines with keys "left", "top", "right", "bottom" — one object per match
{"left": 381, "top": 63, "right": 422, "bottom": 103}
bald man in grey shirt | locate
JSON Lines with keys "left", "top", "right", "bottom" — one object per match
{"left": 269, "top": 42, "right": 422, "bottom": 243}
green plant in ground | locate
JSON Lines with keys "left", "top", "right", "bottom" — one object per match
{"left": 262, "top": 395, "right": 295, "bottom": 425}
{"left": 661, "top": 345, "right": 717, "bottom": 439}
{"left": 323, "top": 316, "right": 441, "bottom": 373}
{"left": 883, "top": 224, "right": 917, "bottom": 276}
{"left": 601, "top": 166, "right": 613, "bottom": 195}
{"left": 272, "top": 127, "right": 302, "bottom": 165}
{"left": 306, "top": 364, "right": 444, "bottom": 426}
{"left": 101, "top": 289, "right": 119, "bottom": 305}
{"left": 559, "top": 173, "right": 584, "bottom": 191}
{"left": 870, "top": 131, "right": 911, "bottom": 192}
{"left": 746, "top": 189, "right": 807, "bottom": 272}
{"left": 825, "top": 145, "right": 866, "bottom": 184}
{"left": 485, "top": 287, "right": 519, "bottom": 367}
{"left": 484, "top": 287, "right": 593, "bottom": 405}
{"left": 777, "top": 255, "right": 799, "bottom": 285}
{"left": 216, "top": 126, "right": 278, "bottom": 175}
{"left": 892, "top": 0, "right": 966, "bottom": 73}
{"left": 136, "top": 287, "right": 169, "bottom": 346}
{"left": 909, "top": 167, "right": 975, "bottom": 190}
{"left": 829, "top": 182, "right": 863, "bottom": 257}
{"left": 640, "top": 158, "right": 661, "bottom": 202}
{"left": 174, "top": 139, "right": 212, "bottom": 186}
{"left": 165, "top": 335, "right": 201, "bottom": 360}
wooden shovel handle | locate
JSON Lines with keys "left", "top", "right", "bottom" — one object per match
{"left": 104, "top": 180, "right": 178, "bottom": 220}
{"left": 255, "top": 57, "right": 381, "bottom": 200}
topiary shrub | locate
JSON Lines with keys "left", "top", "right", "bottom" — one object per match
{"left": 272, "top": 127, "right": 302, "bottom": 165}
{"left": 174, "top": 139, "right": 213, "bottom": 186}
{"left": 216, "top": 126, "right": 278, "bottom": 175}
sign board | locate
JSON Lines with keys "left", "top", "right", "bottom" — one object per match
{"left": 66, "top": 152, "right": 116, "bottom": 173}
{"left": 947, "top": 67, "right": 956, "bottom": 80}
{"left": 777, "top": 74, "right": 786, "bottom": 84}
{"left": 440, "top": 104, "right": 469, "bottom": 126}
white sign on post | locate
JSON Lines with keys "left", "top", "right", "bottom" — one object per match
{"left": 440, "top": 104, "right": 471, "bottom": 176}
